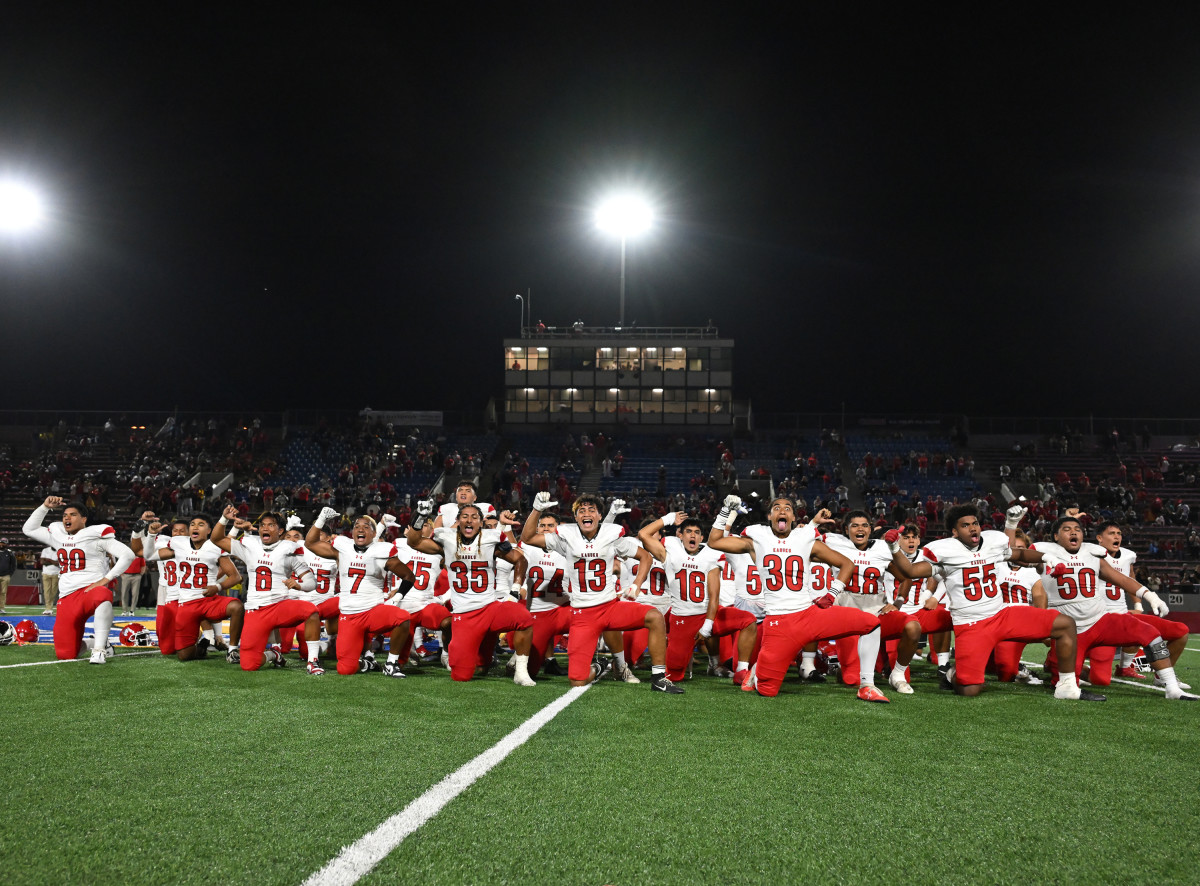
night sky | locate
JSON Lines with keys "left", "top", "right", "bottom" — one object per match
{"left": 3, "top": 6, "right": 1200, "bottom": 417}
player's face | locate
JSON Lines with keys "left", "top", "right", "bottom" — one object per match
{"left": 679, "top": 525, "right": 704, "bottom": 553}
{"left": 61, "top": 507, "right": 86, "bottom": 534}
{"left": 846, "top": 516, "right": 871, "bottom": 548}
{"left": 1055, "top": 521, "right": 1083, "bottom": 554}
{"left": 484, "top": 516, "right": 499, "bottom": 530}
{"left": 285, "top": 529, "right": 303, "bottom": 542}
{"left": 1096, "top": 525, "right": 1122, "bottom": 554}
{"left": 768, "top": 501, "right": 795, "bottom": 536}
{"left": 1010, "top": 537, "right": 1027, "bottom": 553}
{"left": 455, "top": 485, "right": 476, "bottom": 505}
{"left": 574, "top": 502, "right": 601, "bottom": 535}
{"left": 351, "top": 519, "right": 374, "bottom": 545}
{"left": 189, "top": 518, "right": 212, "bottom": 542}
{"left": 259, "top": 518, "right": 282, "bottom": 544}
{"left": 951, "top": 515, "right": 982, "bottom": 547}
{"left": 900, "top": 531, "right": 920, "bottom": 555}
{"left": 457, "top": 507, "right": 482, "bottom": 539}
{"left": 537, "top": 516, "right": 558, "bottom": 535}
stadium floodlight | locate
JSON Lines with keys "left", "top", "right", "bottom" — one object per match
{"left": 0, "top": 180, "right": 44, "bottom": 234}
{"left": 595, "top": 193, "right": 654, "bottom": 327}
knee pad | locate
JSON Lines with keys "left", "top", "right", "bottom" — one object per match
{"left": 1145, "top": 637, "right": 1170, "bottom": 664}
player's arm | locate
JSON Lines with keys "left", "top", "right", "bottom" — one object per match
{"left": 98, "top": 537, "right": 137, "bottom": 588}
{"left": 405, "top": 500, "right": 442, "bottom": 554}
{"left": 283, "top": 562, "right": 316, "bottom": 593}
{"left": 1030, "top": 578, "right": 1047, "bottom": 609}
{"left": 707, "top": 494, "right": 752, "bottom": 553}
{"left": 304, "top": 511, "right": 340, "bottom": 559}
{"left": 385, "top": 555, "right": 417, "bottom": 584}
{"left": 1007, "top": 546, "right": 1043, "bottom": 566}
{"left": 520, "top": 492, "right": 558, "bottom": 549}
{"left": 705, "top": 566, "right": 721, "bottom": 622}
{"left": 638, "top": 513, "right": 681, "bottom": 563}
{"left": 1097, "top": 559, "right": 1169, "bottom": 615}
{"left": 1002, "top": 503, "right": 1028, "bottom": 545}
{"left": 208, "top": 505, "right": 238, "bottom": 553}
{"left": 497, "top": 544, "right": 525, "bottom": 567}
{"left": 510, "top": 547, "right": 527, "bottom": 587}
{"left": 21, "top": 496, "right": 61, "bottom": 546}
{"left": 812, "top": 540, "right": 854, "bottom": 587}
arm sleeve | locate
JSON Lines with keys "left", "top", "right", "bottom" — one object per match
{"left": 100, "top": 538, "right": 136, "bottom": 583}
{"left": 22, "top": 506, "right": 53, "bottom": 546}
{"left": 293, "top": 564, "right": 316, "bottom": 592}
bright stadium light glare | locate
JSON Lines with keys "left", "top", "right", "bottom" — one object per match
{"left": 0, "top": 180, "right": 45, "bottom": 233}
{"left": 595, "top": 192, "right": 655, "bottom": 327}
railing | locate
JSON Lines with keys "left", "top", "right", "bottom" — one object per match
{"left": 517, "top": 325, "right": 725, "bottom": 340}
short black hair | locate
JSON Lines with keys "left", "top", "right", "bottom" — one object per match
{"left": 678, "top": 517, "right": 704, "bottom": 534}
{"left": 259, "top": 511, "right": 285, "bottom": 529}
{"left": 1094, "top": 520, "right": 1122, "bottom": 536}
{"left": 171, "top": 517, "right": 191, "bottom": 530}
{"left": 944, "top": 504, "right": 979, "bottom": 532}
{"left": 843, "top": 509, "right": 871, "bottom": 526}
{"left": 901, "top": 523, "right": 921, "bottom": 538}
{"left": 1051, "top": 516, "right": 1082, "bottom": 537}
{"left": 537, "top": 512, "right": 560, "bottom": 526}
{"left": 190, "top": 513, "right": 214, "bottom": 529}
{"left": 63, "top": 501, "right": 90, "bottom": 522}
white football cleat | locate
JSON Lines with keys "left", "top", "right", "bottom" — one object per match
{"left": 888, "top": 670, "right": 914, "bottom": 695}
{"left": 611, "top": 663, "right": 641, "bottom": 683}
{"left": 1154, "top": 674, "right": 1192, "bottom": 691}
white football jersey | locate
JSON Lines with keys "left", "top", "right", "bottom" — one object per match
{"left": 24, "top": 521, "right": 133, "bottom": 597}
{"left": 166, "top": 536, "right": 228, "bottom": 604}
{"left": 494, "top": 557, "right": 516, "bottom": 602}
{"left": 149, "top": 533, "right": 179, "bottom": 603}
{"left": 921, "top": 530, "right": 1013, "bottom": 626}
{"left": 1100, "top": 547, "right": 1137, "bottom": 615}
{"left": 228, "top": 536, "right": 310, "bottom": 611}
{"left": 625, "top": 542, "right": 670, "bottom": 615}
{"left": 1029, "top": 541, "right": 1109, "bottom": 633}
{"left": 296, "top": 546, "right": 338, "bottom": 604}
{"left": 433, "top": 527, "right": 506, "bottom": 614}
{"left": 524, "top": 544, "right": 571, "bottom": 613}
{"left": 825, "top": 534, "right": 892, "bottom": 614}
{"left": 40, "top": 546, "right": 59, "bottom": 576}
{"left": 742, "top": 523, "right": 821, "bottom": 616}
{"left": 392, "top": 537, "right": 443, "bottom": 612}
{"left": 331, "top": 536, "right": 396, "bottom": 615}
{"left": 662, "top": 537, "right": 723, "bottom": 617}
{"left": 544, "top": 523, "right": 639, "bottom": 608}
{"left": 996, "top": 564, "right": 1040, "bottom": 607}
{"left": 894, "top": 552, "right": 933, "bottom": 614}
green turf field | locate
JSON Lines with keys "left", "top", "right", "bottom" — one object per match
{"left": 2, "top": 641, "right": 1198, "bottom": 885}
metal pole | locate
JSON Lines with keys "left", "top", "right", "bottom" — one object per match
{"left": 514, "top": 293, "right": 523, "bottom": 336}
{"left": 619, "top": 235, "right": 626, "bottom": 327}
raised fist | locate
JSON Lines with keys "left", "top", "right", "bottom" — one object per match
{"left": 883, "top": 528, "right": 903, "bottom": 545}
{"left": 43, "top": 496, "right": 64, "bottom": 509}
{"left": 722, "top": 494, "right": 742, "bottom": 512}
{"left": 416, "top": 499, "right": 435, "bottom": 517}
{"left": 314, "top": 506, "right": 340, "bottom": 529}
{"left": 1004, "top": 504, "right": 1028, "bottom": 530}
{"left": 533, "top": 492, "right": 558, "bottom": 512}
{"left": 812, "top": 592, "right": 836, "bottom": 609}
{"left": 285, "top": 514, "right": 303, "bottom": 531}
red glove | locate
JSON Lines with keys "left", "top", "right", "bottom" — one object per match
{"left": 883, "top": 528, "right": 903, "bottom": 545}
{"left": 813, "top": 593, "right": 835, "bottom": 609}
{"left": 1047, "top": 563, "right": 1068, "bottom": 579}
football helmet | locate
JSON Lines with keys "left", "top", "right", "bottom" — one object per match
{"left": 14, "top": 620, "right": 40, "bottom": 645}
{"left": 0, "top": 620, "right": 14, "bottom": 645}
{"left": 119, "top": 622, "right": 154, "bottom": 647}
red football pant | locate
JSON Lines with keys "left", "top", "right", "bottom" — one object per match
{"left": 623, "top": 628, "right": 649, "bottom": 666}
{"left": 529, "top": 606, "right": 572, "bottom": 677}
{"left": 755, "top": 607, "right": 880, "bottom": 698}
{"left": 1071, "top": 613, "right": 1161, "bottom": 683}
{"left": 836, "top": 609, "right": 919, "bottom": 685}
{"left": 175, "top": 596, "right": 238, "bottom": 653}
{"left": 953, "top": 607, "right": 1060, "bottom": 685}
{"left": 242, "top": 600, "right": 319, "bottom": 671}
{"left": 399, "top": 602, "right": 452, "bottom": 660}
{"left": 156, "top": 602, "right": 177, "bottom": 656}
{"left": 885, "top": 607, "right": 953, "bottom": 679}
{"left": 666, "top": 608, "right": 755, "bottom": 681}
{"left": 54, "top": 587, "right": 113, "bottom": 660}
{"left": 448, "top": 601, "right": 533, "bottom": 682}
{"left": 568, "top": 600, "right": 656, "bottom": 682}
{"left": 336, "top": 604, "right": 413, "bottom": 675}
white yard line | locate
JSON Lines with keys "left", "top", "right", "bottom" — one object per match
{"left": 1184, "top": 647, "right": 1200, "bottom": 654}
{"left": 1019, "top": 659, "right": 1173, "bottom": 694}
{"left": 302, "top": 684, "right": 590, "bottom": 886}
{"left": 0, "top": 651, "right": 159, "bottom": 669}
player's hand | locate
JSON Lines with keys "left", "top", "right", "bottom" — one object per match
{"left": 233, "top": 518, "right": 254, "bottom": 530}
{"left": 698, "top": 618, "right": 714, "bottom": 638}
{"left": 606, "top": 499, "right": 631, "bottom": 519}
{"left": 203, "top": 584, "right": 220, "bottom": 597}
{"left": 140, "top": 510, "right": 157, "bottom": 521}
{"left": 1141, "top": 589, "right": 1170, "bottom": 617}
{"left": 499, "top": 510, "right": 520, "bottom": 527}
{"left": 416, "top": 499, "right": 435, "bottom": 517}
{"left": 923, "top": 597, "right": 940, "bottom": 610}
{"left": 222, "top": 504, "right": 238, "bottom": 521}
{"left": 315, "top": 506, "right": 340, "bottom": 528}
{"left": 881, "top": 603, "right": 898, "bottom": 614}
{"left": 283, "top": 577, "right": 301, "bottom": 590}
{"left": 43, "top": 496, "right": 63, "bottom": 509}
{"left": 1004, "top": 504, "right": 1028, "bottom": 530}
{"left": 812, "top": 508, "right": 835, "bottom": 526}
{"left": 286, "top": 514, "right": 303, "bottom": 530}
{"left": 381, "top": 513, "right": 398, "bottom": 527}
{"left": 533, "top": 492, "right": 558, "bottom": 512}
{"left": 812, "top": 592, "right": 835, "bottom": 609}
{"left": 1045, "top": 562, "right": 1069, "bottom": 579}
{"left": 148, "top": 520, "right": 163, "bottom": 535}
{"left": 621, "top": 586, "right": 640, "bottom": 600}
{"left": 883, "top": 527, "right": 903, "bottom": 553}
{"left": 722, "top": 494, "right": 742, "bottom": 512}
{"left": 1063, "top": 507, "right": 1085, "bottom": 519}
{"left": 661, "top": 511, "right": 687, "bottom": 527}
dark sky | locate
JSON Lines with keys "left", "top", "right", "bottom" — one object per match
{"left": 3, "top": 5, "right": 1200, "bottom": 417}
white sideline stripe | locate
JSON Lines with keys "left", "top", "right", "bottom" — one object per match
{"left": 0, "top": 651, "right": 159, "bottom": 669}
{"left": 303, "top": 685, "right": 590, "bottom": 886}
{"left": 1184, "top": 647, "right": 1200, "bottom": 654}
{"left": 1019, "top": 659, "right": 1175, "bottom": 694}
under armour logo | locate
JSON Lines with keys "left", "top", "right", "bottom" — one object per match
{"left": 769, "top": 619, "right": 779, "bottom": 626}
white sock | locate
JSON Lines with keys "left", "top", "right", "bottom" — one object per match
{"left": 651, "top": 665, "right": 666, "bottom": 677}
{"left": 857, "top": 628, "right": 881, "bottom": 687}
{"left": 707, "top": 654, "right": 719, "bottom": 668}
{"left": 201, "top": 629, "right": 214, "bottom": 642}
{"left": 309, "top": 644, "right": 321, "bottom": 663}
{"left": 1120, "top": 650, "right": 1134, "bottom": 667}
{"left": 412, "top": 627, "right": 424, "bottom": 647}
{"left": 93, "top": 601, "right": 114, "bottom": 650}
{"left": 800, "top": 651, "right": 816, "bottom": 674}
{"left": 387, "top": 652, "right": 400, "bottom": 665}
{"left": 737, "top": 660, "right": 749, "bottom": 672}
{"left": 613, "top": 651, "right": 627, "bottom": 669}
{"left": 264, "top": 647, "right": 279, "bottom": 664}
{"left": 1156, "top": 666, "right": 1180, "bottom": 691}
{"left": 892, "top": 661, "right": 910, "bottom": 681}
{"left": 936, "top": 652, "right": 951, "bottom": 667}
{"left": 1056, "top": 672, "right": 1078, "bottom": 689}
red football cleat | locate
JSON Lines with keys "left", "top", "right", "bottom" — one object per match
{"left": 1117, "top": 666, "right": 1147, "bottom": 679}
{"left": 733, "top": 668, "right": 749, "bottom": 686}
{"left": 857, "top": 685, "right": 890, "bottom": 703}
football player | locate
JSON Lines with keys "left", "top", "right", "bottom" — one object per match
{"left": 522, "top": 511, "right": 573, "bottom": 677}
{"left": 389, "top": 518, "right": 452, "bottom": 669}
{"left": 22, "top": 496, "right": 135, "bottom": 662}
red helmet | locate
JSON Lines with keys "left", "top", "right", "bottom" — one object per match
{"left": 118, "top": 622, "right": 153, "bottom": 647}
{"left": 14, "top": 620, "right": 40, "bottom": 645}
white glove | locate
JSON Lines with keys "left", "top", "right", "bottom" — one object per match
{"left": 286, "top": 514, "right": 303, "bottom": 531}
{"left": 722, "top": 494, "right": 742, "bottom": 512}
{"left": 381, "top": 513, "right": 398, "bottom": 526}
{"left": 661, "top": 511, "right": 678, "bottom": 527}
{"left": 416, "top": 499, "right": 434, "bottom": 517}
{"left": 1140, "top": 589, "right": 1169, "bottom": 617}
{"left": 604, "top": 499, "right": 630, "bottom": 523}
{"left": 1004, "top": 504, "right": 1028, "bottom": 531}
{"left": 533, "top": 492, "right": 558, "bottom": 512}
{"left": 698, "top": 618, "right": 714, "bottom": 638}
{"left": 314, "top": 506, "right": 339, "bottom": 529}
